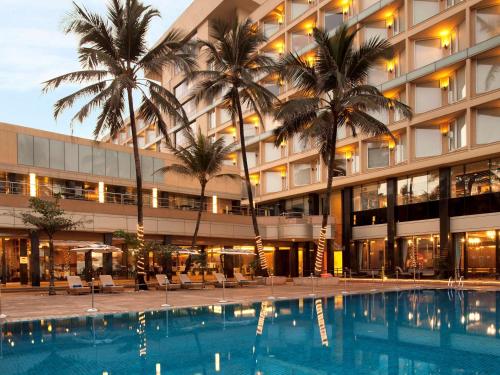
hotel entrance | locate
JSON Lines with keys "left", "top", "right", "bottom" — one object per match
{"left": 0, "top": 236, "right": 30, "bottom": 284}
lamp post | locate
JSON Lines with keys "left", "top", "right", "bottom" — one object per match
{"left": 87, "top": 277, "right": 98, "bottom": 313}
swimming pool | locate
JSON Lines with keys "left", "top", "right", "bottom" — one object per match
{"left": 1, "top": 289, "right": 500, "bottom": 374}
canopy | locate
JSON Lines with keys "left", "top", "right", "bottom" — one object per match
{"left": 219, "top": 249, "right": 255, "bottom": 256}
{"left": 70, "top": 243, "right": 122, "bottom": 254}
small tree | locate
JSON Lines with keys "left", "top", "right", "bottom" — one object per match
{"left": 19, "top": 197, "right": 80, "bottom": 295}
{"left": 158, "top": 129, "right": 239, "bottom": 272}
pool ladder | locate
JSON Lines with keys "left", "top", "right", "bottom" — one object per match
{"left": 448, "top": 276, "right": 464, "bottom": 289}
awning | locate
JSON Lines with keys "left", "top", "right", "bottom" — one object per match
{"left": 70, "top": 243, "right": 122, "bottom": 254}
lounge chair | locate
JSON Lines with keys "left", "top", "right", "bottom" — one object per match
{"left": 179, "top": 274, "right": 204, "bottom": 289}
{"left": 234, "top": 272, "right": 258, "bottom": 286}
{"left": 155, "top": 274, "right": 181, "bottom": 290}
{"left": 99, "top": 275, "right": 125, "bottom": 293}
{"left": 67, "top": 276, "right": 91, "bottom": 295}
{"left": 214, "top": 273, "right": 238, "bottom": 288}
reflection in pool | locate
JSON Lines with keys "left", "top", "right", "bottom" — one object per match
{"left": 1, "top": 289, "right": 500, "bottom": 374}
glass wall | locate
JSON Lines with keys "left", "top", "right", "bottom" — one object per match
{"left": 475, "top": 5, "right": 500, "bottom": 43}
{"left": 398, "top": 235, "right": 439, "bottom": 272}
{"left": 353, "top": 181, "right": 387, "bottom": 211}
{"left": 476, "top": 108, "right": 500, "bottom": 145}
{"left": 265, "top": 171, "right": 283, "bottom": 193}
{"left": 451, "top": 158, "right": 499, "bottom": 197}
{"left": 448, "top": 115, "right": 467, "bottom": 151}
{"left": 357, "top": 239, "right": 386, "bottom": 271}
{"left": 415, "top": 127, "right": 442, "bottom": 158}
{"left": 293, "top": 163, "right": 312, "bottom": 186}
{"left": 465, "top": 230, "right": 497, "bottom": 276}
{"left": 476, "top": 56, "right": 500, "bottom": 93}
{"left": 367, "top": 141, "right": 390, "bottom": 169}
{"left": 397, "top": 171, "right": 439, "bottom": 205}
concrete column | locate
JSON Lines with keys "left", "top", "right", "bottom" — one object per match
{"left": 439, "top": 167, "right": 452, "bottom": 278}
{"left": 103, "top": 233, "right": 113, "bottom": 275}
{"left": 341, "top": 188, "right": 353, "bottom": 271}
{"left": 30, "top": 231, "right": 40, "bottom": 287}
{"left": 19, "top": 239, "right": 28, "bottom": 285}
{"left": 386, "top": 178, "right": 397, "bottom": 274}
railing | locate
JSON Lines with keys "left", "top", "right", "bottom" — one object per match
{"left": 0, "top": 180, "right": 316, "bottom": 218}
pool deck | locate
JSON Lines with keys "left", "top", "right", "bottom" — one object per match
{"left": 2, "top": 278, "right": 500, "bottom": 322}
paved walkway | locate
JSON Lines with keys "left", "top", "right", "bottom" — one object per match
{"left": 3, "top": 278, "right": 500, "bottom": 322}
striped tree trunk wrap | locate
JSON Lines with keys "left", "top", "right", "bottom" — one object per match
{"left": 255, "top": 235, "right": 268, "bottom": 270}
{"left": 314, "top": 227, "right": 327, "bottom": 274}
{"left": 315, "top": 299, "right": 329, "bottom": 347}
{"left": 136, "top": 224, "right": 145, "bottom": 274}
{"left": 138, "top": 311, "right": 147, "bottom": 357}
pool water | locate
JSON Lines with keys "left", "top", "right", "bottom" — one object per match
{"left": 1, "top": 289, "right": 500, "bottom": 374}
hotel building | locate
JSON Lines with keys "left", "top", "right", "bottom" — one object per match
{"left": 1, "top": 0, "right": 500, "bottom": 285}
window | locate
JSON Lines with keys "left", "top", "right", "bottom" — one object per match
{"left": 413, "top": 0, "right": 440, "bottom": 24}
{"left": 476, "top": 56, "right": 500, "bottom": 93}
{"left": 476, "top": 6, "right": 500, "bottom": 43}
{"left": 393, "top": 89, "right": 407, "bottom": 122}
{"left": 415, "top": 127, "right": 442, "bottom": 158}
{"left": 174, "top": 80, "right": 189, "bottom": 100}
{"left": 397, "top": 171, "right": 439, "bottom": 204}
{"left": 333, "top": 154, "right": 346, "bottom": 177}
{"left": 414, "top": 39, "right": 442, "bottom": 69}
{"left": 242, "top": 152, "right": 257, "bottom": 169}
{"left": 293, "top": 134, "right": 307, "bottom": 153}
{"left": 208, "top": 110, "right": 216, "bottom": 130}
{"left": 291, "top": 32, "right": 310, "bottom": 52}
{"left": 395, "top": 134, "right": 407, "bottom": 164}
{"left": 448, "top": 115, "right": 467, "bottom": 151}
{"left": 324, "top": 10, "right": 343, "bottom": 32}
{"left": 350, "top": 148, "right": 360, "bottom": 174}
{"left": 290, "top": 0, "right": 310, "bottom": 19}
{"left": 264, "top": 142, "right": 281, "bottom": 162}
{"left": 491, "top": 158, "right": 500, "bottom": 193}
{"left": 220, "top": 108, "right": 232, "bottom": 124}
{"left": 360, "top": 0, "right": 379, "bottom": 11}
{"left": 353, "top": 182, "right": 387, "bottom": 211}
{"left": 367, "top": 63, "right": 388, "bottom": 86}
{"left": 363, "top": 21, "right": 388, "bottom": 42}
{"left": 293, "top": 164, "right": 312, "bottom": 186}
{"left": 476, "top": 108, "right": 500, "bottom": 144}
{"left": 415, "top": 81, "right": 442, "bottom": 113}
{"left": 367, "top": 142, "right": 389, "bottom": 169}
{"left": 265, "top": 171, "right": 283, "bottom": 193}
{"left": 451, "top": 160, "right": 492, "bottom": 197}
{"left": 262, "top": 20, "right": 280, "bottom": 38}
{"left": 449, "top": 66, "right": 466, "bottom": 103}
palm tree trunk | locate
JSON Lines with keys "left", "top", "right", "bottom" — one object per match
{"left": 184, "top": 182, "right": 206, "bottom": 274}
{"left": 48, "top": 236, "right": 56, "bottom": 295}
{"left": 314, "top": 121, "right": 338, "bottom": 276}
{"left": 126, "top": 86, "right": 147, "bottom": 290}
{"left": 233, "top": 90, "right": 269, "bottom": 277}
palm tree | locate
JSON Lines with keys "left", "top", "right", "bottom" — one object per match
{"left": 19, "top": 197, "right": 81, "bottom": 295}
{"left": 189, "top": 18, "right": 278, "bottom": 276}
{"left": 274, "top": 25, "right": 412, "bottom": 275}
{"left": 158, "top": 129, "right": 239, "bottom": 272}
{"left": 42, "top": 0, "right": 195, "bottom": 287}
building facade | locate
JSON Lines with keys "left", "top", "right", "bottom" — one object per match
{"left": 108, "top": 0, "right": 500, "bottom": 278}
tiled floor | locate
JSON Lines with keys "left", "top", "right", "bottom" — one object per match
{"left": 3, "top": 278, "right": 500, "bottom": 322}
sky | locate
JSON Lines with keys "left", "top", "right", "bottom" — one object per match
{"left": 0, "top": 0, "right": 193, "bottom": 139}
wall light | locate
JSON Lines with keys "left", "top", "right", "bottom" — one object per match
{"left": 281, "top": 169, "right": 287, "bottom": 178}
{"left": 277, "top": 14, "right": 284, "bottom": 25}
{"left": 440, "top": 31, "right": 451, "bottom": 48}
{"left": 98, "top": 181, "right": 105, "bottom": 203}
{"left": 388, "top": 140, "right": 396, "bottom": 150}
{"left": 387, "top": 60, "right": 395, "bottom": 73}
{"left": 152, "top": 188, "right": 158, "bottom": 208}
{"left": 386, "top": 16, "right": 394, "bottom": 29}
{"left": 341, "top": 0, "right": 350, "bottom": 14}
{"left": 439, "top": 77, "right": 450, "bottom": 90}
{"left": 345, "top": 150, "right": 353, "bottom": 161}
{"left": 307, "top": 55, "right": 315, "bottom": 67}
{"left": 212, "top": 195, "right": 218, "bottom": 214}
{"left": 29, "top": 173, "right": 36, "bottom": 197}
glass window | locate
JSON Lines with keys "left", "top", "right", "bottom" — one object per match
{"left": 92, "top": 147, "right": 105, "bottom": 176}
{"left": 49, "top": 140, "right": 65, "bottom": 170}
{"left": 464, "top": 160, "right": 491, "bottom": 195}
{"left": 467, "top": 230, "right": 497, "bottom": 273}
{"left": 367, "top": 142, "right": 389, "bottom": 169}
{"left": 395, "top": 133, "right": 407, "bottom": 164}
{"left": 265, "top": 171, "right": 282, "bottom": 193}
{"left": 415, "top": 38, "right": 443, "bottom": 68}
{"left": 291, "top": 32, "right": 309, "bottom": 52}
{"left": 428, "top": 171, "right": 440, "bottom": 200}
{"left": 17, "top": 134, "right": 34, "bottom": 166}
{"left": 78, "top": 145, "right": 92, "bottom": 174}
{"left": 220, "top": 108, "right": 231, "bottom": 124}
{"left": 360, "top": 183, "right": 379, "bottom": 210}
{"left": 448, "top": 115, "right": 467, "bottom": 151}
{"left": 293, "top": 134, "right": 307, "bottom": 153}
{"left": 141, "top": 156, "right": 154, "bottom": 182}
{"left": 359, "top": 239, "right": 385, "bottom": 270}
{"left": 208, "top": 110, "right": 216, "bottom": 130}
{"left": 378, "top": 182, "right": 387, "bottom": 208}
{"left": 415, "top": 81, "right": 442, "bottom": 113}
{"left": 34, "top": 137, "right": 50, "bottom": 168}
{"left": 475, "top": 6, "right": 500, "bottom": 43}
{"left": 153, "top": 158, "right": 165, "bottom": 183}
{"left": 451, "top": 165, "right": 465, "bottom": 198}
{"left": 118, "top": 152, "right": 131, "bottom": 179}
{"left": 325, "top": 10, "right": 343, "bottom": 32}
{"left": 409, "top": 174, "right": 428, "bottom": 203}
{"left": 415, "top": 127, "right": 442, "bottom": 158}
{"left": 360, "top": 0, "right": 379, "bottom": 10}
{"left": 293, "top": 164, "right": 311, "bottom": 186}
{"left": 262, "top": 21, "right": 280, "bottom": 38}
{"left": 333, "top": 154, "right": 346, "bottom": 177}
{"left": 241, "top": 152, "right": 257, "bottom": 170}
{"left": 450, "top": 65, "right": 466, "bottom": 102}
{"left": 353, "top": 186, "right": 362, "bottom": 211}
{"left": 367, "top": 63, "right": 388, "bottom": 86}
{"left": 264, "top": 142, "right": 281, "bottom": 162}
{"left": 491, "top": 158, "right": 499, "bottom": 193}
{"left": 290, "top": 0, "right": 309, "bottom": 19}
{"left": 476, "top": 108, "right": 500, "bottom": 144}
{"left": 476, "top": 56, "right": 500, "bottom": 93}
{"left": 105, "top": 150, "right": 118, "bottom": 177}
{"left": 364, "top": 21, "right": 388, "bottom": 42}
{"left": 65, "top": 142, "right": 79, "bottom": 172}
{"left": 413, "top": 0, "right": 440, "bottom": 24}
{"left": 397, "top": 177, "right": 409, "bottom": 205}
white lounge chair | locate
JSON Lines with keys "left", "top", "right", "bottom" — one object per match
{"left": 99, "top": 275, "right": 125, "bottom": 293}
{"left": 179, "top": 274, "right": 204, "bottom": 289}
{"left": 66, "top": 276, "right": 91, "bottom": 295}
{"left": 234, "top": 272, "right": 258, "bottom": 286}
{"left": 214, "top": 273, "right": 238, "bottom": 288}
{"left": 155, "top": 274, "right": 181, "bottom": 290}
